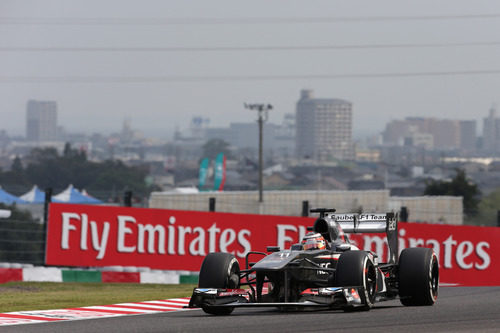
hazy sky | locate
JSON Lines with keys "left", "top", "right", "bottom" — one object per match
{"left": 2, "top": 0, "right": 500, "bottom": 139}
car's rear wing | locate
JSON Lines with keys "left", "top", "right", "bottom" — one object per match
{"left": 311, "top": 209, "right": 399, "bottom": 264}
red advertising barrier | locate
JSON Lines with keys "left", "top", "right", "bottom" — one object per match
{"left": 46, "top": 203, "right": 500, "bottom": 286}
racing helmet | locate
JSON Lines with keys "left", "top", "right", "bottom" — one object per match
{"left": 301, "top": 232, "right": 327, "bottom": 251}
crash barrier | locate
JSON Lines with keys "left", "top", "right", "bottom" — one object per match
{"left": 44, "top": 203, "right": 498, "bottom": 286}
{"left": 0, "top": 265, "right": 198, "bottom": 284}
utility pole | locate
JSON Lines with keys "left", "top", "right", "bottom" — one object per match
{"left": 244, "top": 103, "right": 272, "bottom": 203}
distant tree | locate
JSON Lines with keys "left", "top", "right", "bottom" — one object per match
{"left": 63, "top": 142, "right": 86, "bottom": 162}
{"left": 473, "top": 188, "right": 500, "bottom": 226}
{"left": 424, "top": 169, "right": 480, "bottom": 217}
{"left": 202, "top": 139, "right": 232, "bottom": 160}
{"left": 11, "top": 156, "right": 23, "bottom": 173}
{"left": 63, "top": 142, "right": 72, "bottom": 157}
{"left": 27, "top": 147, "right": 59, "bottom": 164}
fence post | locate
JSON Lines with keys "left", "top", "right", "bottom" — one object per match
{"left": 124, "top": 190, "right": 132, "bottom": 207}
{"left": 209, "top": 197, "right": 216, "bottom": 212}
{"left": 43, "top": 188, "right": 52, "bottom": 225}
{"left": 302, "top": 201, "right": 309, "bottom": 217}
{"left": 42, "top": 187, "right": 52, "bottom": 266}
{"left": 400, "top": 206, "right": 409, "bottom": 222}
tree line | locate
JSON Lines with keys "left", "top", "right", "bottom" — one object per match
{"left": 0, "top": 143, "right": 158, "bottom": 203}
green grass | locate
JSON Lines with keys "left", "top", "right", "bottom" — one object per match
{"left": 0, "top": 282, "right": 196, "bottom": 313}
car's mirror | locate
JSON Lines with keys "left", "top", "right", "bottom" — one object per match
{"left": 266, "top": 246, "right": 280, "bottom": 252}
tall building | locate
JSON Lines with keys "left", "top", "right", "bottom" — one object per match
{"left": 204, "top": 113, "right": 295, "bottom": 158}
{"left": 459, "top": 120, "right": 477, "bottom": 151}
{"left": 383, "top": 117, "right": 476, "bottom": 151}
{"left": 26, "top": 100, "right": 58, "bottom": 142}
{"left": 482, "top": 106, "right": 500, "bottom": 152}
{"left": 295, "top": 89, "right": 354, "bottom": 161}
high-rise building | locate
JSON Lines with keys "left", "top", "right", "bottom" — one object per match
{"left": 383, "top": 117, "right": 476, "bottom": 151}
{"left": 459, "top": 120, "right": 477, "bottom": 151}
{"left": 26, "top": 100, "right": 58, "bottom": 142}
{"left": 295, "top": 90, "right": 353, "bottom": 161}
{"left": 482, "top": 106, "right": 500, "bottom": 152}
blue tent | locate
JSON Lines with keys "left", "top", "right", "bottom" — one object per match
{"left": 53, "top": 184, "right": 102, "bottom": 204}
{"left": 0, "top": 187, "right": 28, "bottom": 205}
{"left": 20, "top": 185, "right": 63, "bottom": 204}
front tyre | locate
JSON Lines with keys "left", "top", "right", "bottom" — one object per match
{"left": 335, "top": 251, "right": 377, "bottom": 311}
{"left": 398, "top": 247, "right": 439, "bottom": 306}
{"left": 198, "top": 252, "right": 240, "bottom": 315}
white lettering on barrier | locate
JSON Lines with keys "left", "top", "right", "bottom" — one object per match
{"left": 117, "top": 216, "right": 136, "bottom": 253}
{"left": 168, "top": 217, "right": 176, "bottom": 254}
{"left": 276, "top": 224, "right": 307, "bottom": 250}
{"left": 277, "top": 224, "right": 296, "bottom": 250}
{"left": 61, "top": 212, "right": 79, "bottom": 249}
{"left": 189, "top": 227, "right": 205, "bottom": 256}
{"left": 61, "top": 213, "right": 110, "bottom": 259}
{"left": 360, "top": 229, "right": 491, "bottom": 271}
{"left": 91, "top": 220, "right": 109, "bottom": 259}
{"left": 456, "top": 241, "right": 474, "bottom": 269}
{"left": 80, "top": 213, "right": 88, "bottom": 250}
{"left": 220, "top": 229, "right": 235, "bottom": 253}
{"left": 57, "top": 212, "right": 492, "bottom": 271}
{"left": 475, "top": 242, "right": 490, "bottom": 270}
{"left": 443, "top": 235, "right": 457, "bottom": 268}
{"left": 208, "top": 224, "right": 221, "bottom": 253}
{"left": 138, "top": 224, "right": 166, "bottom": 254}
{"left": 58, "top": 212, "right": 252, "bottom": 259}
{"left": 237, "top": 229, "right": 251, "bottom": 257}
{"left": 275, "top": 224, "right": 492, "bottom": 272}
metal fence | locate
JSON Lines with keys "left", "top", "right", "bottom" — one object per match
{"left": 0, "top": 218, "right": 45, "bottom": 265}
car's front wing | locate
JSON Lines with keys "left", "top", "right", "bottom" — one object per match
{"left": 187, "top": 286, "right": 367, "bottom": 310}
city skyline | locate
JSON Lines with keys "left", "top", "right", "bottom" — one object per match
{"left": 1, "top": 1, "right": 500, "bottom": 138}
{"left": 0, "top": 95, "right": 489, "bottom": 143}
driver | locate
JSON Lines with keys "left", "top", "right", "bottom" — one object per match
{"left": 301, "top": 232, "right": 327, "bottom": 250}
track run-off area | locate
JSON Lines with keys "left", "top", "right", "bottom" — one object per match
{"left": 0, "top": 287, "right": 498, "bottom": 333}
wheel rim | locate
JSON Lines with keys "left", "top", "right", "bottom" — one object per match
{"left": 364, "top": 259, "right": 377, "bottom": 304}
{"left": 227, "top": 261, "right": 240, "bottom": 288}
{"left": 429, "top": 255, "right": 439, "bottom": 301}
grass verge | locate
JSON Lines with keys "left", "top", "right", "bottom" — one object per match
{"left": 0, "top": 282, "right": 196, "bottom": 313}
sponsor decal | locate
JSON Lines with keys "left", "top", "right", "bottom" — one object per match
{"left": 218, "top": 289, "right": 247, "bottom": 297}
{"left": 317, "top": 262, "right": 331, "bottom": 275}
{"left": 358, "top": 214, "right": 387, "bottom": 222}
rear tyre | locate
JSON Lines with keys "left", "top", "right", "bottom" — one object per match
{"left": 335, "top": 251, "right": 377, "bottom": 311}
{"left": 198, "top": 252, "right": 240, "bottom": 315}
{"left": 398, "top": 247, "right": 439, "bottom": 306}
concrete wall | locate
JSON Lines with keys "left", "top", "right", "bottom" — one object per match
{"left": 149, "top": 190, "right": 389, "bottom": 216}
{"left": 149, "top": 190, "right": 464, "bottom": 224}
{"left": 389, "top": 196, "right": 463, "bottom": 225}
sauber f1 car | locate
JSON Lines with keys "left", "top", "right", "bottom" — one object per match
{"left": 188, "top": 208, "right": 439, "bottom": 315}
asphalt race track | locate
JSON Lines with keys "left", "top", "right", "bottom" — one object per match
{"left": 2, "top": 287, "right": 499, "bottom": 333}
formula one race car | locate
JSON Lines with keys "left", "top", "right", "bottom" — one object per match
{"left": 188, "top": 208, "right": 439, "bottom": 315}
